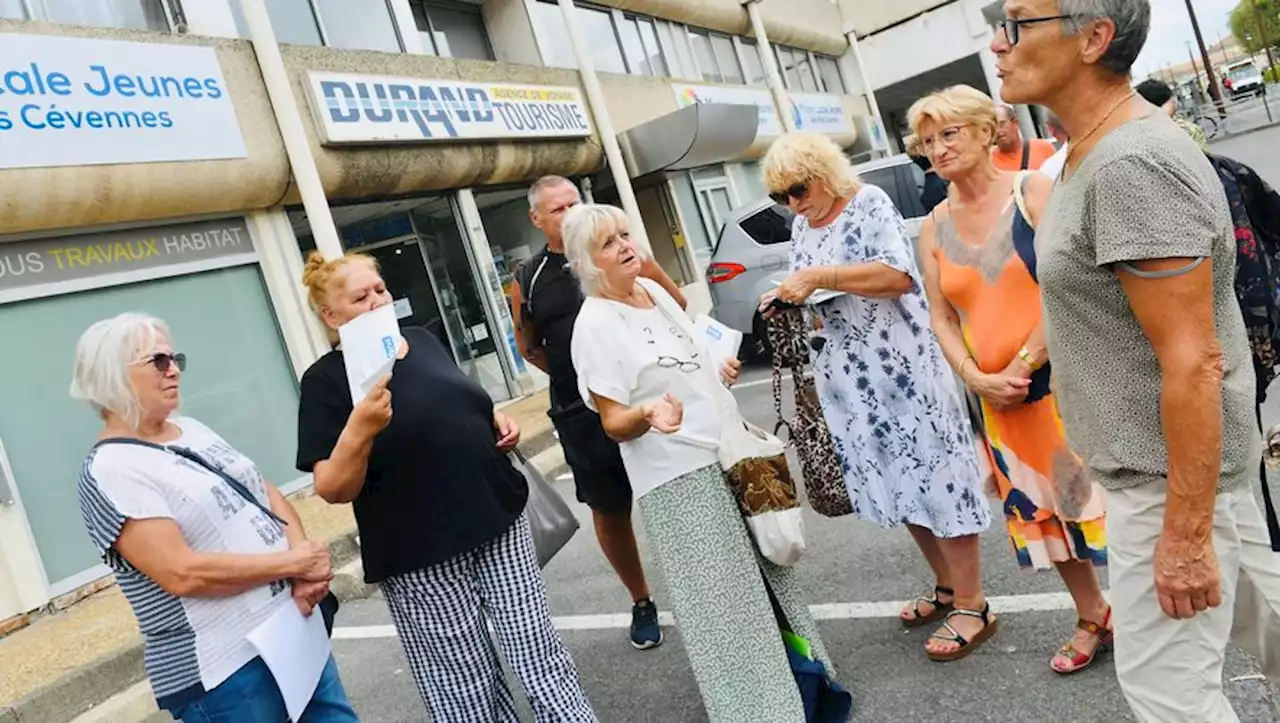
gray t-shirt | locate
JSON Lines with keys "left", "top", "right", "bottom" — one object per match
{"left": 1038, "top": 112, "right": 1259, "bottom": 492}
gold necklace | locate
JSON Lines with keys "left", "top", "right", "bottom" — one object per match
{"left": 1062, "top": 90, "right": 1136, "bottom": 180}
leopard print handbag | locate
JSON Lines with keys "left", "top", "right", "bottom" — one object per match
{"left": 768, "top": 309, "right": 853, "bottom": 518}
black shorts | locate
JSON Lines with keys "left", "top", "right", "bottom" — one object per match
{"left": 549, "top": 403, "right": 633, "bottom": 513}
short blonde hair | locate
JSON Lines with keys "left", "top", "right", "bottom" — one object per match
{"left": 561, "top": 204, "right": 630, "bottom": 297}
{"left": 70, "top": 313, "right": 172, "bottom": 429}
{"left": 761, "top": 132, "right": 862, "bottom": 200}
{"left": 907, "top": 85, "right": 998, "bottom": 146}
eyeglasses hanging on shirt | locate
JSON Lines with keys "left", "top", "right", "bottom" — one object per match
{"left": 644, "top": 325, "right": 702, "bottom": 373}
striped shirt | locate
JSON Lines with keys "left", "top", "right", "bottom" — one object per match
{"left": 78, "top": 417, "right": 292, "bottom": 712}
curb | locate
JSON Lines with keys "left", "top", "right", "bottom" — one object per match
{"left": 43, "top": 431, "right": 561, "bottom": 723}
{"left": 3, "top": 529, "right": 364, "bottom": 723}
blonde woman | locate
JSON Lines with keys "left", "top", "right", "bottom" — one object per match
{"left": 564, "top": 204, "right": 834, "bottom": 722}
{"left": 294, "top": 252, "right": 596, "bottom": 722}
{"left": 758, "top": 132, "right": 995, "bottom": 661}
{"left": 909, "top": 85, "right": 1111, "bottom": 674}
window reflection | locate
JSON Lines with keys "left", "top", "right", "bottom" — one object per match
{"left": 577, "top": 6, "right": 626, "bottom": 73}
{"left": 41, "top": 0, "right": 168, "bottom": 31}
{"left": 817, "top": 56, "right": 845, "bottom": 94}
{"left": 232, "top": 0, "right": 322, "bottom": 46}
{"left": 529, "top": 1, "right": 580, "bottom": 69}
{"left": 688, "top": 30, "right": 720, "bottom": 83}
{"left": 412, "top": 0, "right": 494, "bottom": 60}
{"left": 314, "top": 0, "right": 401, "bottom": 52}
{"left": 0, "top": 0, "right": 26, "bottom": 19}
{"left": 711, "top": 34, "right": 742, "bottom": 85}
{"left": 635, "top": 18, "right": 667, "bottom": 77}
{"left": 740, "top": 38, "right": 767, "bottom": 87}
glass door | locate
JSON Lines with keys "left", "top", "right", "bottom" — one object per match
{"left": 353, "top": 235, "right": 452, "bottom": 350}
{"left": 411, "top": 205, "right": 512, "bottom": 401}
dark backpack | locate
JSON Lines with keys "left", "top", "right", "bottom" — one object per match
{"left": 1209, "top": 152, "right": 1280, "bottom": 551}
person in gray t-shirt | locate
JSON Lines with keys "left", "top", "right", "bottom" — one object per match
{"left": 993, "top": 1, "right": 1280, "bottom": 721}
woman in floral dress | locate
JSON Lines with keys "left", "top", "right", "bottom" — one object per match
{"left": 759, "top": 132, "right": 995, "bottom": 661}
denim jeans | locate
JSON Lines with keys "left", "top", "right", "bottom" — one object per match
{"left": 171, "top": 655, "right": 357, "bottom": 722}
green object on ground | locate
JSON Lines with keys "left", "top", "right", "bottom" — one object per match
{"left": 782, "top": 630, "right": 813, "bottom": 660}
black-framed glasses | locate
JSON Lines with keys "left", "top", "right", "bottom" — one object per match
{"left": 136, "top": 352, "right": 187, "bottom": 373}
{"left": 999, "top": 14, "right": 1076, "bottom": 46}
{"left": 657, "top": 355, "right": 701, "bottom": 373}
{"left": 769, "top": 182, "right": 810, "bottom": 206}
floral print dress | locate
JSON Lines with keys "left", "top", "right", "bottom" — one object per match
{"left": 790, "top": 185, "right": 992, "bottom": 538}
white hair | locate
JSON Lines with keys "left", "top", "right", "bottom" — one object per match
{"left": 1060, "top": 0, "right": 1150, "bottom": 76}
{"left": 70, "top": 313, "right": 171, "bottom": 430}
{"left": 562, "top": 203, "right": 632, "bottom": 297}
{"left": 527, "top": 175, "right": 577, "bottom": 210}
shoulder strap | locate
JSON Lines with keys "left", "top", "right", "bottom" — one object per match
{"left": 1011, "top": 171, "right": 1034, "bottom": 229}
{"left": 1020, "top": 140, "right": 1031, "bottom": 170}
{"left": 518, "top": 249, "right": 551, "bottom": 315}
{"left": 94, "top": 438, "right": 287, "bottom": 527}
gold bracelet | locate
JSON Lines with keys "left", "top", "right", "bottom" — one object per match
{"left": 1017, "top": 346, "right": 1042, "bottom": 370}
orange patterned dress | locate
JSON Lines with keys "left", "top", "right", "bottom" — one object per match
{"left": 931, "top": 190, "right": 1107, "bottom": 569}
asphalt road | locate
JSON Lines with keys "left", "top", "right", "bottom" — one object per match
{"left": 327, "top": 366, "right": 1280, "bottom": 723}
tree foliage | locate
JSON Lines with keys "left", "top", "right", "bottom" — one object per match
{"left": 1232, "top": 0, "right": 1280, "bottom": 56}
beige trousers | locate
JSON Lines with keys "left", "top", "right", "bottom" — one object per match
{"left": 1107, "top": 482, "right": 1280, "bottom": 723}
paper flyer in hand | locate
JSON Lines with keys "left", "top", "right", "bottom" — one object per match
{"left": 771, "top": 279, "right": 846, "bottom": 306}
{"left": 246, "top": 602, "right": 332, "bottom": 722}
{"left": 694, "top": 314, "right": 742, "bottom": 369}
{"left": 337, "top": 304, "right": 401, "bottom": 404}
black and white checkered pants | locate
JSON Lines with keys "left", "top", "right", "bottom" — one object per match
{"left": 381, "top": 513, "right": 597, "bottom": 722}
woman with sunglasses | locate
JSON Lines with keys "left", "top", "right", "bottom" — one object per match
{"left": 70, "top": 313, "right": 357, "bottom": 722}
{"left": 563, "top": 203, "right": 832, "bottom": 722}
{"left": 909, "top": 85, "right": 1110, "bottom": 674}
{"left": 758, "top": 131, "right": 996, "bottom": 662}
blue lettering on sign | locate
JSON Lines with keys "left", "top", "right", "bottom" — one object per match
{"left": 321, "top": 79, "right": 587, "bottom": 140}
{"left": 0, "top": 61, "right": 225, "bottom": 136}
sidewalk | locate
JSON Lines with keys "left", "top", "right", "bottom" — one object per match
{"left": 0, "top": 388, "right": 553, "bottom": 723}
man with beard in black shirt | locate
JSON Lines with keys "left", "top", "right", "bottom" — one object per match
{"left": 512, "top": 176, "right": 686, "bottom": 650}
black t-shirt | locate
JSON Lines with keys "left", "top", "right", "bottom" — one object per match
{"left": 295, "top": 327, "right": 528, "bottom": 583}
{"left": 521, "top": 248, "right": 585, "bottom": 410}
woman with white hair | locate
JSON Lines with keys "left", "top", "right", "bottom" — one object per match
{"left": 564, "top": 203, "right": 832, "bottom": 723}
{"left": 759, "top": 131, "right": 995, "bottom": 662}
{"left": 70, "top": 313, "right": 357, "bottom": 722}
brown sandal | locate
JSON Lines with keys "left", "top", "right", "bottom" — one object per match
{"left": 1051, "top": 607, "right": 1114, "bottom": 675}
{"left": 901, "top": 586, "right": 955, "bottom": 629}
{"left": 926, "top": 603, "right": 1000, "bottom": 662}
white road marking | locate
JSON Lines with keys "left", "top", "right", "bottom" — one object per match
{"left": 332, "top": 591, "right": 1081, "bottom": 640}
{"left": 734, "top": 373, "right": 791, "bottom": 390}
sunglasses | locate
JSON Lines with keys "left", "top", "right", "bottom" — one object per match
{"left": 769, "top": 182, "right": 810, "bottom": 206}
{"left": 136, "top": 352, "right": 187, "bottom": 373}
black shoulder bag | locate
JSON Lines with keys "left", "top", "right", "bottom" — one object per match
{"left": 95, "top": 438, "right": 341, "bottom": 634}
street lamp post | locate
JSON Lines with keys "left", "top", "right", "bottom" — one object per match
{"left": 1183, "top": 0, "right": 1226, "bottom": 114}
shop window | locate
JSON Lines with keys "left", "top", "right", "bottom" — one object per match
{"left": 711, "top": 33, "right": 743, "bottom": 85}
{"left": 22, "top": 0, "right": 168, "bottom": 31}
{"left": 232, "top": 0, "right": 401, "bottom": 52}
{"left": 794, "top": 51, "right": 819, "bottom": 92}
{"left": 775, "top": 46, "right": 799, "bottom": 89}
{"left": 817, "top": 55, "right": 846, "bottom": 94}
{"left": 411, "top": 0, "right": 493, "bottom": 60}
{"left": 739, "top": 38, "right": 767, "bottom": 88}
{"left": 618, "top": 14, "right": 666, "bottom": 77}
{"left": 0, "top": 265, "right": 301, "bottom": 588}
{"left": 528, "top": 0, "right": 578, "bottom": 69}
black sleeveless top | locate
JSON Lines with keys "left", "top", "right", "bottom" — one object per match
{"left": 521, "top": 247, "right": 585, "bottom": 411}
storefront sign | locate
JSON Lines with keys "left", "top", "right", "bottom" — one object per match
{"left": 0, "top": 34, "right": 246, "bottom": 170}
{"left": 307, "top": 72, "right": 593, "bottom": 145}
{"left": 673, "top": 85, "right": 854, "bottom": 137}
{"left": 0, "top": 218, "right": 255, "bottom": 303}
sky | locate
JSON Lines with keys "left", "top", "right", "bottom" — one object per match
{"left": 1133, "top": 0, "right": 1241, "bottom": 77}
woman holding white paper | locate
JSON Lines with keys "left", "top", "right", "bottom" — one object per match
{"left": 563, "top": 203, "right": 831, "bottom": 723}
{"left": 69, "top": 313, "right": 357, "bottom": 723}
{"left": 295, "top": 252, "right": 597, "bottom": 723}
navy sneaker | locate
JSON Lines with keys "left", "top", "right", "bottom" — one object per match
{"left": 630, "top": 598, "right": 663, "bottom": 650}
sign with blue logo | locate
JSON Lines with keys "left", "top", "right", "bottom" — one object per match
{"left": 306, "top": 71, "right": 593, "bottom": 145}
{"left": 673, "top": 84, "right": 854, "bottom": 138}
{"left": 0, "top": 33, "right": 246, "bottom": 170}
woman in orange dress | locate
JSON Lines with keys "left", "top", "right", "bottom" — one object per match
{"left": 909, "top": 85, "right": 1110, "bottom": 674}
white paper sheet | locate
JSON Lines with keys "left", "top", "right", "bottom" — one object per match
{"left": 246, "top": 601, "right": 333, "bottom": 722}
{"left": 769, "top": 279, "right": 846, "bottom": 306}
{"left": 337, "top": 304, "right": 401, "bottom": 404}
{"left": 694, "top": 314, "right": 742, "bottom": 369}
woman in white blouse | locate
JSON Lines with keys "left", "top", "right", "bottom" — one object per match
{"left": 564, "top": 204, "right": 830, "bottom": 723}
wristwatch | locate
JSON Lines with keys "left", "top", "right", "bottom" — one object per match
{"left": 1017, "top": 346, "right": 1043, "bottom": 371}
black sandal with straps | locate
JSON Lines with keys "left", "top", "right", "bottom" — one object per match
{"left": 926, "top": 602, "right": 1000, "bottom": 662}
{"left": 901, "top": 586, "right": 955, "bottom": 629}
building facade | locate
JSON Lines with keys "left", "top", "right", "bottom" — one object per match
{"left": 0, "top": 0, "right": 881, "bottom": 624}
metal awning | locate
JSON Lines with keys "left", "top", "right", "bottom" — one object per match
{"left": 617, "top": 103, "right": 760, "bottom": 178}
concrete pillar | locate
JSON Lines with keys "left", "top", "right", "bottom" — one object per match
{"left": 743, "top": 0, "right": 797, "bottom": 133}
